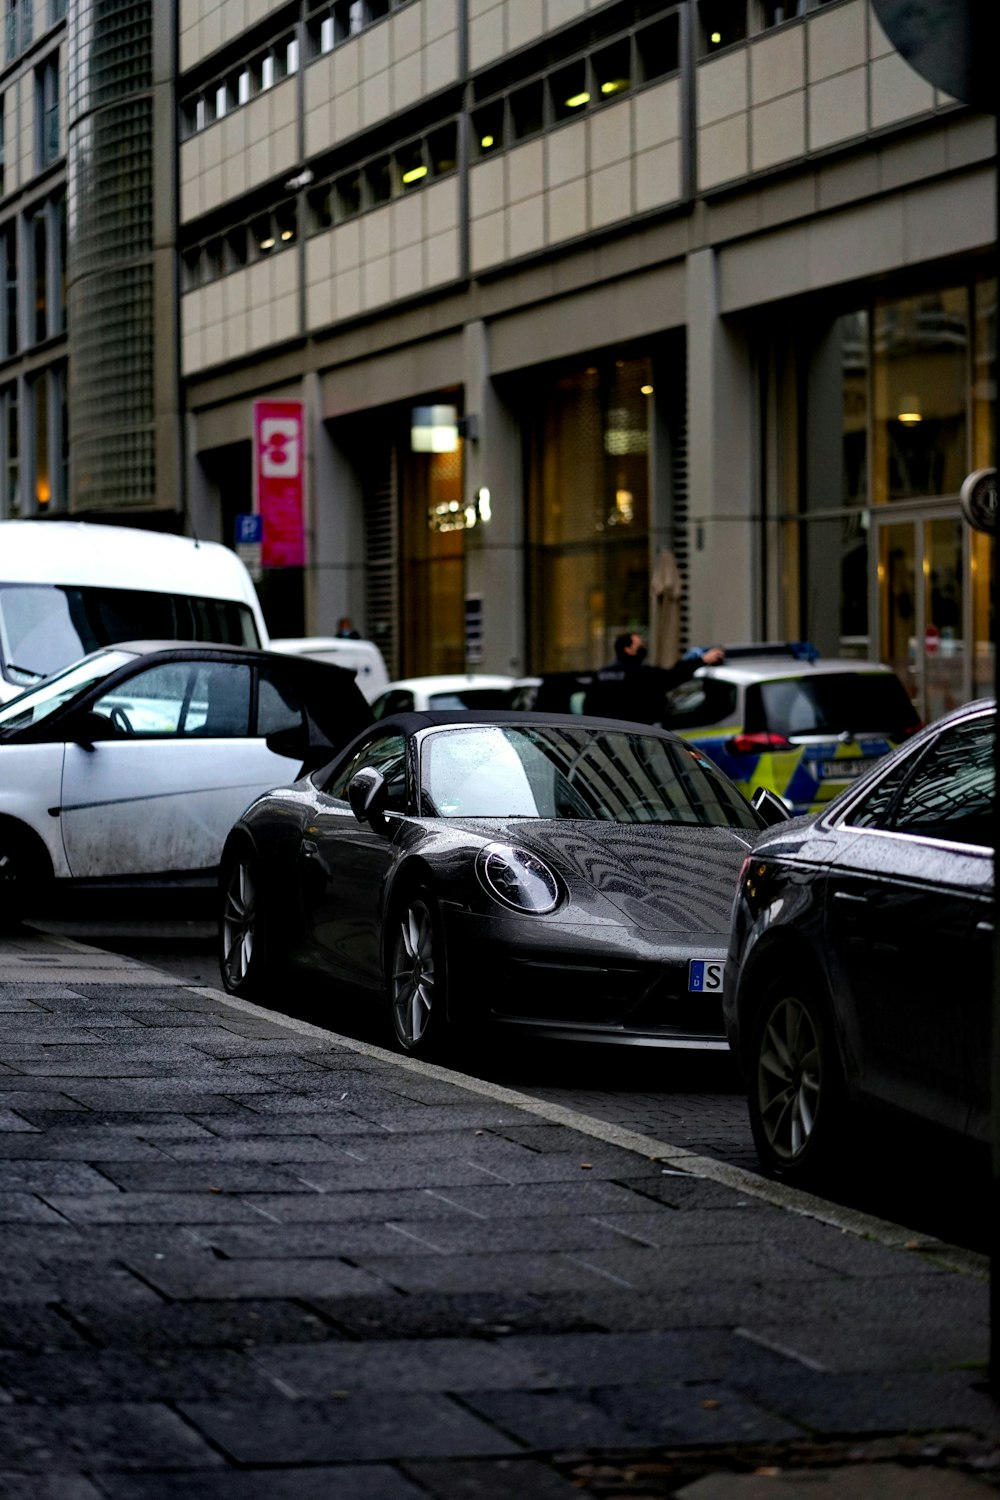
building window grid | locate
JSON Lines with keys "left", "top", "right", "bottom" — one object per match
{"left": 698, "top": 0, "right": 838, "bottom": 55}
{"left": 180, "top": 28, "right": 300, "bottom": 139}
{"left": 305, "top": 0, "right": 415, "bottom": 61}
{"left": 471, "top": 11, "right": 680, "bottom": 161}
{"left": 180, "top": 117, "right": 458, "bottom": 291}
{"left": 5, "top": 0, "right": 32, "bottom": 64}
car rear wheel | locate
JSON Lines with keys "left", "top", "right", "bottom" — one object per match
{"left": 219, "top": 849, "right": 275, "bottom": 998}
{"left": 747, "top": 982, "right": 846, "bottom": 1182}
{"left": 388, "top": 893, "right": 447, "bottom": 1057}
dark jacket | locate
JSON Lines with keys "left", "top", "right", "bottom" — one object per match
{"left": 582, "top": 655, "right": 700, "bottom": 725}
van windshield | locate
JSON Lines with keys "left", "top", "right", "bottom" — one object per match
{"left": 0, "top": 584, "right": 260, "bottom": 688}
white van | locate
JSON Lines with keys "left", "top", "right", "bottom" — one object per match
{"left": 269, "top": 636, "right": 389, "bottom": 701}
{"left": 0, "top": 520, "right": 269, "bottom": 703}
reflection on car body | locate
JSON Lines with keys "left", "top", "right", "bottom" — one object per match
{"left": 219, "top": 710, "right": 776, "bottom": 1055}
{"left": 0, "top": 642, "right": 372, "bottom": 926}
{"left": 724, "top": 697, "right": 994, "bottom": 1182}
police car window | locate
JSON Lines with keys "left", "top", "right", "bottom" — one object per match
{"left": 887, "top": 716, "right": 994, "bottom": 847}
{"left": 664, "top": 679, "right": 737, "bottom": 729}
{"left": 325, "top": 733, "right": 408, "bottom": 811}
{"left": 747, "top": 673, "right": 918, "bottom": 738}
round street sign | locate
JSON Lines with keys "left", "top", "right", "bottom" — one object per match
{"left": 960, "top": 468, "right": 997, "bottom": 534}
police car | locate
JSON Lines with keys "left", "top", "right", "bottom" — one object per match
{"left": 665, "top": 644, "right": 921, "bottom": 816}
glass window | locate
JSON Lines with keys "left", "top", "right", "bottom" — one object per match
{"left": 843, "top": 751, "right": 912, "bottom": 830}
{"left": 2, "top": 224, "right": 17, "bottom": 359}
{"left": 0, "top": 92, "right": 5, "bottom": 196}
{"left": 746, "top": 671, "right": 919, "bottom": 739}
{"left": 396, "top": 140, "right": 426, "bottom": 191}
{"left": 0, "top": 650, "right": 132, "bottom": 730}
{"left": 31, "top": 371, "right": 48, "bottom": 512}
{"left": 872, "top": 289, "right": 969, "bottom": 502}
{"left": 699, "top": 0, "right": 747, "bottom": 53}
{"left": 799, "top": 514, "right": 869, "bottom": 658}
{"left": 94, "top": 662, "right": 252, "bottom": 738}
{"left": 36, "top": 55, "right": 59, "bottom": 169}
{"left": 372, "top": 688, "right": 414, "bottom": 719}
{"left": 429, "top": 123, "right": 457, "bottom": 178}
{"left": 31, "top": 209, "right": 47, "bottom": 343}
{"left": 594, "top": 39, "right": 632, "bottom": 101}
{"left": 1, "top": 383, "right": 19, "bottom": 519}
{"left": 325, "top": 731, "right": 407, "bottom": 809}
{"left": 551, "top": 59, "right": 590, "bottom": 122}
{"left": 888, "top": 714, "right": 994, "bottom": 846}
{"left": 973, "top": 277, "right": 996, "bottom": 469}
{"left": 335, "top": 169, "right": 362, "bottom": 220}
{"left": 257, "top": 668, "right": 303, "bottom": 736}
{"left": 366, "top": 155, "right": 391, "bottom": 205}
{"left": 473, "top": 100, "right": 504, "bottom": 157}
{"left": 663, "top": 677, "right": 738, "bottom": 730}
{"left": 511, "top": 80, "right": 544, "bottom": 141}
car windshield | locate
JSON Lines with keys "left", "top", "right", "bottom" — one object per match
{"left": 0, "top": 583, "right": 259, "bottom": 689}
{"left": 0, "top": 651, "right": 134, "bottom": 736}
{"left": 746, "top": 671, "right": 919, "bottom": 739}
{"left": 420, "top": 725, "right": 760, "bottom": 827}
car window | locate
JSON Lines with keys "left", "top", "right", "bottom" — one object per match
{"left": 664, "top": 678, "right": 738, "bottom": 729}
{"left": 257, "top": 667, "right": 304, "bottom": 737}
{"left": 887, "top": 716, "right": 994, "bottom": 847}
{"left": 0, "top": 651, "right": 133, "bottom": 735}
{"left": 427, "top": 688, "right": 520, "bottom": 710}
{"left": 92, "top": 662, "right": 251, "bottom": 738}
{"left": 372, "top": 689, "right": 413, "bottom": 720}
{"left": 746, "top": 672, "right": 919, "bottom": 739}
{"left": 324, "top": 732, "right": 408, "bottom": 812}
{"left": 420, "top": 725, "right": 760, "bottom": 828}
{"left": 842, "top": 754, "right": 913, "bottom": 830}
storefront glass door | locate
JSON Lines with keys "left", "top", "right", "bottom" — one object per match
{"left": 877, "top": 513, "right": 971, "bottom": 724}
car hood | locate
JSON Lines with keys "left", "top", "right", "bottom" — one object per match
{"left": 469, "top": 819, "right": 758, "bottom": 935}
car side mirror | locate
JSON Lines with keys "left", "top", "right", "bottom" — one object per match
{"left": 751, "top": 786, "right": 791, "bottom": 827}
{"left": 348, "top": 766, "right": 390, "bottom": 830}
{"left": 265, "top": 725, "right": 308, "bottom": 760}
{"left": 70, "top": 710, "right": 117, "bottom": 751}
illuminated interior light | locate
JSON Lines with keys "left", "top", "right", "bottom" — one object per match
{"left": 481, "top": 134, "right": 494, "bottom": 148}
{"left": 565, "top": 91, "right": 590, "bottom": 108}
{"left": 259, "top": 236, "right": 275, "bottom": 250}
{"left": 897, "top": 410, "right": 922, "bottom": 425}
{"left": 641, "top": 385, "right": 654, "bottom": 395}
{"left": 600, "top": 79, "right": 628, "bottom": 95}
{"left": 710, "top": 30, "right": 722, "bottom": 42}
{"left": 280, "top": 229, "right": 294, "bottom": 240}
{"left": 402, "top": 164, "right": 428, "bottom": 184}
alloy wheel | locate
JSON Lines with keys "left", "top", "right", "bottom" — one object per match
{"left": 222, "top": 859, "right": 255, "bottom": 988}
{"left": 391, "top": 900, "right": 436, "bottom": 1049}
{"left": 756, "top": 994, "right": 821, "bottom": 1162}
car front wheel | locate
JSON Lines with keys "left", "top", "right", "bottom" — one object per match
{"left": 219, "top": 849, "right": 275, "bottom": 998}
{"left": 387, "top": 894, "right": 447, "bottom": 1057}
{"left": 747, "top": 982, "right": 846, "bottom": 1182}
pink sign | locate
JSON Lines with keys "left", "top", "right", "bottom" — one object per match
{"left": 253, "top": 400, "right": 305, "bottom": 567}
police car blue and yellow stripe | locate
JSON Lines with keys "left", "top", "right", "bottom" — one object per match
{"left": 681, "top": 728, "right": 896, "bottom": 816}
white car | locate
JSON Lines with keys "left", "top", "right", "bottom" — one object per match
{"left": 371, "top": 674, "right": 533, "bottom": 718}
{"left": 0, "top": 642, "right": 371, "bottom": 926}
{"left": 269, "top": 636, "right": 390, "bottom": 702}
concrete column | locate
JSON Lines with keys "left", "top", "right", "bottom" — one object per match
{"left": 185, "top": 413, "right": 219, "bottom": 542}
{"left": 685, "top": 247, "right": 758, "bottom": 645}
{"left": 462, "top": 320, "right": 525, "bottom": 674}
{"left": 308, "top": 405, "right": 368, "bottom": 637}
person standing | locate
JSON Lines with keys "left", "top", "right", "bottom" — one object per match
{"left": 584, "top": 632, "right": 724, "bottom": 724}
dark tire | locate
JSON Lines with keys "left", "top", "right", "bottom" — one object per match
{"left": 218, "top": 846, "right": 278, "bottom": 998}
{"left": 746, "top": 977, "right": 848, "bottom": 1183}
{"left": 385, "top": 891, "right": 448, "bottom": 1058}
{"left": 0, "top": 822, "right": 48, "bottom": 932}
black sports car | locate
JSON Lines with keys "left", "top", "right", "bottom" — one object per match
{"left": 218, "top": 711, "right": 780, "bottom": 1055}
{"left": 724, "top": 697, "right": 994, "bottom": 1182}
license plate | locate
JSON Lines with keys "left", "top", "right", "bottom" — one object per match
{"left": 688, "top": 959, "right": 724, "bottom": 994}
{"left": 816, "top": 758, "right": 871, "bottom": 780}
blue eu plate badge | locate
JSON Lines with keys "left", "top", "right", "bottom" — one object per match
{"left": 688, "top": 959, "right": 724, "bottom": 994}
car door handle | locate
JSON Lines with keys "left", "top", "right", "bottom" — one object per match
{"left": 832, "top": 890, "right": 868, "bottom": 905}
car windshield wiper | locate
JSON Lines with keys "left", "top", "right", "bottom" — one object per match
{"left": 5, "top": 662, "right": 42, "bottom": 682}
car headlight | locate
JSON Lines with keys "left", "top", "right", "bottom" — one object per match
{"left": 476, "top": 843, "right": 561, "bottom": 915}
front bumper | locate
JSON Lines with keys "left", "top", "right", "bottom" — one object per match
{"left": 441, "top": 905, "right": 729, "bottom": 1049}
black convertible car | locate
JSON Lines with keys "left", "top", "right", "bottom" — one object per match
{"left": 218, "top": 711, "right": 781, "bottom": 1055}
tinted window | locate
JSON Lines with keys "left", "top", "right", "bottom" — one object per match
{"left": 325, "top": 732, "right": 408, "bottom": 812}
{"left": 372, "top": 689, "right": 413, "bottom": 720}
{"left": 0, "top": 582, "right": 258, "bottom": 684}
{"left": 420, "top": 725, "right": 759, "bottom": 827}
{"left": 889, "top": 716, "right": 993, "bottom": 847}
{"left": 664, "top": 677, "right": 738, "bottom": 729}
{"left": 843, "top": 754, "right": 913, "bottom": 830}
{"left": 427, "top": 687, "right": 521, "bottom": 710}
{"left": 0, "top": 650, "right": 132, "bottom": 734}
{"left": 746, "top": 672, "right": 918, "bottom": 739}
{"left": 93, "top": 662, "right": 252, "bottom": 738}
{"left": 257, "top": 667, "right": 303, "bottom": 736}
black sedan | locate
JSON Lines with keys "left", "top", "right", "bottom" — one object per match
{"left": 218, "top": 711, "right": 779, "bottom": 1055}
{"left": 724, "top": 697, "right": 993, "bottom": 1181}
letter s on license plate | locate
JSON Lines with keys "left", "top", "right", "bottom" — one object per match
{"left": 688, "top": 959, "right": 724, "bottom": 993}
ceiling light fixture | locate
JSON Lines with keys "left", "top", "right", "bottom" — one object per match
{"left": 402, "top": 164, "right": 428, "bottom": 184}
{"left": 565, "top": 91, "right": 590, "bottom": 108}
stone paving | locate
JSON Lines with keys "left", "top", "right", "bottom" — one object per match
{"left": 0, "top": 928, "right": 998, "bottom": 1498}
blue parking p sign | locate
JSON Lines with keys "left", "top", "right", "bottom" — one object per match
{"left": 235, "top": 514, "right": 263, "bottom": 545}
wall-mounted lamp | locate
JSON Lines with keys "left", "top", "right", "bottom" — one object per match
{"left": 411, "top": 405, "right": 459, "bottom": 453}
